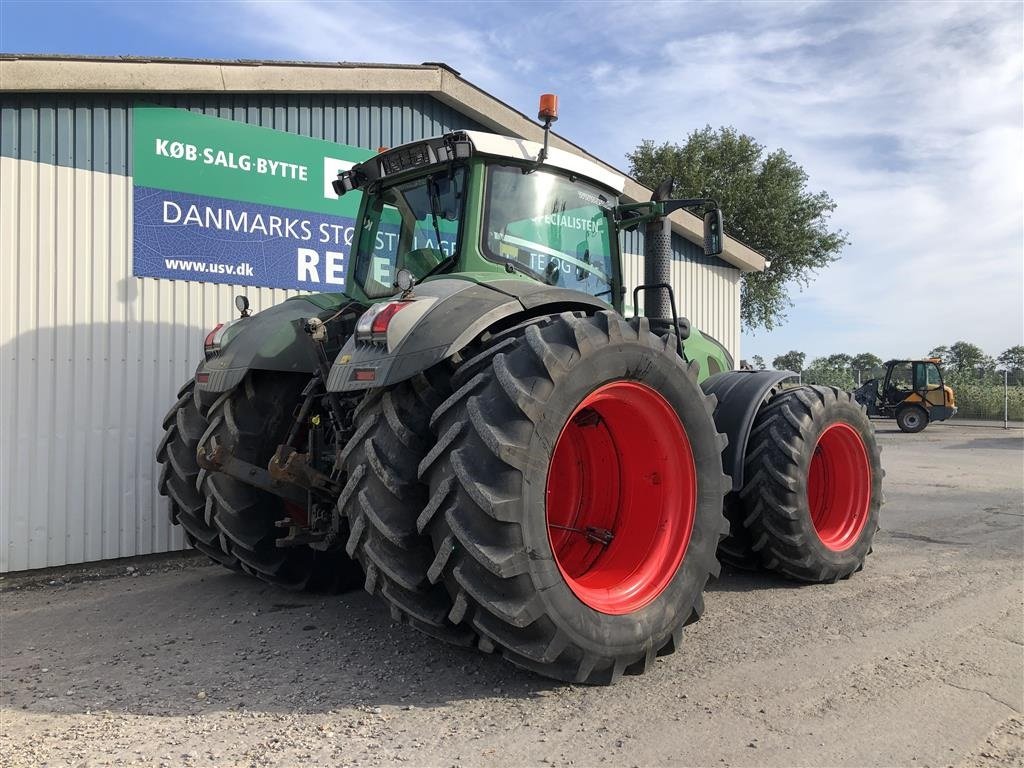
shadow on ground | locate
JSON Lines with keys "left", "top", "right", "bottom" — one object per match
{"left": 1, "top": 557, "right": 806, "bottom": 718}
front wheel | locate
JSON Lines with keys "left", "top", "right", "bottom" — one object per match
{"left": 739, "top": 385, "right": 883, "bottom": 582}
{"left": 896, "top": 405, "right": 928, "bottom": 433}
{"left": 419, "top": 312, "right": 729, "bottom": 684}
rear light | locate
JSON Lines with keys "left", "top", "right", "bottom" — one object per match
{"left": 203, "top": 320, "right": 238, "bottom": 360}
{"left": 355, "top": 301, "right": 412, "bottom": 345}
{"left": 204, "top": 323, "right": 224, "bottom": 350}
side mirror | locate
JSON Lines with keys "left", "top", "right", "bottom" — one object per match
{"left": 703, "top": 208, "right": 724, "bottom": 257}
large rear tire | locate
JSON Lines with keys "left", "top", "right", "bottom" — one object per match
{"left": 419, "top": 312, "right": 729, "bottom": 684}
{"left": 716, "top": 384, "right": 786, "bottom": 572}
{"left": 337, "top": 371, "right": 475, "bottom": 645}
{"left": 199, "top": 372, "right": 362, "bottom": 592}
{"left": 739, "top": 385, "right": 882, "bottom": 582}
{"left": 717, "top": 493, "right": 759, "bottom": 571}
{"left": 157, "top": 378, "right": 240, "bottom": 570}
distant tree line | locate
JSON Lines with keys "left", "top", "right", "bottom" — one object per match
{"left": 742, "top": 343, "right": 1024, "bottom": 390}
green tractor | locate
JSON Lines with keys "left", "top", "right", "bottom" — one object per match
{"left": 157, "top": 96, "right": 883, "bottom": 683}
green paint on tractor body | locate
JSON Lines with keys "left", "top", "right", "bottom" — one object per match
{"left": 335, "top": 148, "right": 732, "bottom": 382}
{"left": 207, "top": 132, "right": 732, "bottom": 390}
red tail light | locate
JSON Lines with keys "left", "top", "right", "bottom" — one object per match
{"left": 204, "top": 323, "right": 224, "bottom": 350}
{"left": 356, "top": 300, "right": 413, "bottom": 344}
{"left": 203, "top": 321, "right": 239, "bottom": 360}
{"left": 371, "top": 302, "right": 410, "bottom": 334}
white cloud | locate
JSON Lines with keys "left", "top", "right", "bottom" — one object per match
{"left": 214, "top": 0, "right": 1022, "bottom": 361}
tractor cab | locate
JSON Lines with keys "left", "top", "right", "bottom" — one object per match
{"left": 328, "top": 109, "right": 732, "bottom": 390}
{"left": 335, "top": 130, "right": 628, "bottom": 311}
{"left": 854, "top": 358, "right": 957, "bottom": 432}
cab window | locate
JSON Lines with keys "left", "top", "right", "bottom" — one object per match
{"left": 483, "top": 165, "right": 616, "bottom": 301}
{"left": 353, "top": 168, "right": 466, "bottom": 298}
{"left": 889, "top": 361, "right": 914, "bottom": 392}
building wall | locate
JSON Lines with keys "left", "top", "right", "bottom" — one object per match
{"left": 0, "top": 94, "right": 486, "bottom": 573}
{"left": 0, "top": 94, "right": 741, "bottom": 572}
{"left": 620, "top": 229, "right": 741, "bottom": 362}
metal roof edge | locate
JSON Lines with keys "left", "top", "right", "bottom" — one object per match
{"left": 0, "top": 54, "right": 766, "bottom": 272}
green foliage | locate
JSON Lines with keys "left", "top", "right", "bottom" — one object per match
{"left": 997, "top": 345, "right": 1024, "bottom": 374}
{"left": 851, "top": 352, "right": 883, "bottom": 373}
{"left": 951, "top": 381, "right": 1024, "bottom": 420}
{"left": 772, "top": 350, "right": 806, "bottom": 373}
{"left": 751, "top": 354, "right": 766, "bottom": 370}
{"left": 627, "top": 126, "right": 848, "bottom": 331}
{"left": 803, "top": 355, "right": 855, "bottom": 390}
{"left": 924, "top": 340, "right": 1024, "bottom": 419}
{"left": 946, "top": 341, "right": 987, "bottom": 374}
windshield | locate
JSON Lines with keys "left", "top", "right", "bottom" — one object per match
{"left": 483, "top": 165, "right": 617, "bottom": 299}
{"left": 353, "top": 167, "right": 467, "bottom": 298}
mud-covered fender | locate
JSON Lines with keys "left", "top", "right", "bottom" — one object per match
{"left": 326, "top": 278, "right": 611, "bottom": 392}
{"left": 701, "top": 369, "right": 798, "bottom": 491}
{"left": 197, "top": 293, "right": 358, "bottom": 393}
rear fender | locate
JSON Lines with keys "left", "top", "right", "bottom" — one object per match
{"left": 326, "top": 278, "right": 611, "bottom": 392}
{"left": 683, "top": 327, "right": 734, "bottom": 381}
{"left": 701, "top": 370, "right": 798, "bottom": 491}
{"left": 197, "top": 293, "right": 360, "bottom": 394}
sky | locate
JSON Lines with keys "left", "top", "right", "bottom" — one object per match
{"left": 3, "top": 0, "right": 1022, "bottom": 364}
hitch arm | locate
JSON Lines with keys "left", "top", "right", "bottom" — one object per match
{"left": 197, "top": 437, "right": 308, "bottom": 507}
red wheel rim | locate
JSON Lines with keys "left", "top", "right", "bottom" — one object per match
{"left": 545, "top": 381, "right": 697, "bottom": 615}
{"left": 807, "top": 422, "right": 872, "bottom": 551}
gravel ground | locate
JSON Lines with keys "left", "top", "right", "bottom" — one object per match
{"left": 2, "top": 421, "right": 1021, "bottom": 767}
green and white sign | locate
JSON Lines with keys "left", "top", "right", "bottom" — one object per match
{"left": 132, "top": 104, "right": 374, "bottom": 290}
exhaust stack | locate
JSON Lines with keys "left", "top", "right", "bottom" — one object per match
{"left": 644, "top": 180, "right": 674, "bottom": 321}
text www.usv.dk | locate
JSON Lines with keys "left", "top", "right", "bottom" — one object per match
{"left": 163, "top": 258, "right": 255, "bottom": 276}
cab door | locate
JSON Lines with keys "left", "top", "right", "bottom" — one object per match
{"left": 918, "top": 361, "right": 948, "bottom": 407}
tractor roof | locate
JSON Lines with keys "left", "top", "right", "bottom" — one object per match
{"left": 886, "top": 358, "right": 943, "bottom": 364}
{"left": 461, "top": 131, "right": 625, "bottom": 193}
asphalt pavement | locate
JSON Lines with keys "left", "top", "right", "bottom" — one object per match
{"left": 2, "top": 421, "right": 1021, "bottom": 767}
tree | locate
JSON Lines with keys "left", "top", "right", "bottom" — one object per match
{"left": 773, "top": 350, "right": 806, "bottom": 373}
{"left": 823, "top": 353, "right": 853, "bottom": 371}
{"left": 928, "top": 345, "right": 951, "bottom": 361}
{"left": 627, "top": 126, "right": 848, "bottom": 330}
{"left": 804, "top": 355, "right": 855, "bottom": 390}
{"left": 851, "top": 352, "right": 883, "bottom": 375}
{"left": 997, "top": 345, "right": 1024, "bottom": 374}
{"left": 947, "top": 341, "right": 987, "bottom": 374}
{"left": 751, "top": 354, "right": 766, "bottom": 371}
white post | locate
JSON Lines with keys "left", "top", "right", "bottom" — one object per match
{"left": 858, "top": 370, "right": 862, "bottom": 387}
{"left": 1005, "top": 369, "right": 1009, "bottom": 430}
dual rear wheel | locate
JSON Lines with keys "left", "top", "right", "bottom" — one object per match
{"left": 343, "top": 311, "right": 730, "bottom": 683}
{"left": 158, "top": 372, "right": 362, "bottom": 593}
{"left": 722, "top": 385, "right": 882, "bottom": 581}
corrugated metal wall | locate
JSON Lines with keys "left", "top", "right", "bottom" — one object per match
{"left": 0, "top": 94, "right": 741, "bottom": 572}
{"left": 619, "top": 229, "right": 741, "bottom": 361}
{"left": 1, "top": 92, "right": 484, "bottom": 175}
{"left": 0, "top": 94, "right": 486, "bottom": 572}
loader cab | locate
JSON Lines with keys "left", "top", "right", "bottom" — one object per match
{"left": 868, "top": 357, "right": 957, "bottom": 432}
{"left": 336, "top": 131, "right": 627, "bottom": 312}
{"left": 882, "top": 358, "right": 946, "bottom": 403}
